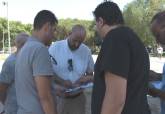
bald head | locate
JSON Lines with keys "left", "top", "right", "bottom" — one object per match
{"left": 151, "top": 11, "right": 165, "bottom": 44}
{"left": 68, "top": 25, "right": 86, "bottom": 50}
{"left": 72, "top": 24, "right": 86, "bottom": 34}
{"left": 15, "top": 32, "right": 29, "bottom": 51}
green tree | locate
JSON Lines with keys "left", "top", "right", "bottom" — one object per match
{"left": 0, "top": 18, "right": 32, "bottom": 50}
{"left": 123, "top": 0, "right": 165, "bottom": 47}
{"left": 56, "top": 19, "right": 96, "bottom": 52}
{"left": 0, "top": 18, "right": 97, "bottom": 53}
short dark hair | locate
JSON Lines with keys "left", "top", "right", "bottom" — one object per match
{"left": 93, "top": 1, "right": 124, "bottom": 26}
{"left": 151, "top": 11, "right": 165, "bottom": 24}
{"left": 33, "top": 10, "right": 58, "bottom": 30}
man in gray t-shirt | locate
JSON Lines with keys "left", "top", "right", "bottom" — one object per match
{"left": 15, "top": 10, "right": 58, "bottom": 114}
{"left": 0, "top": 54, "right": 16, "bottom": 114}
{"left": 16, "top": 37, "right": 54, "bottom": 114}
{"left": 0, "top": 33, "right": 28, "bottom": 114}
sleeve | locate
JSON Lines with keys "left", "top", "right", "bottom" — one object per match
{"left": 0, "top": 59, "right": 14, "bottom": 84}
{"left": 100, "top": 36, "right": 130, "bottom": 79}
{"left": 48, "top": 44, "right": 54, "bottom": 57}
{"left": 32, "top": 46, "right": 54, "bottom": 77}
{"left": 48, "top": 44, "right": 57, "bottom": 65}
{"left": 162, "top": 64, "right": 165, "bottom": 90}
{"left": 86, "top": 50, "right": 94, "bottom": 74}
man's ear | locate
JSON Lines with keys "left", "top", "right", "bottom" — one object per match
{"left": 98, "top": 17, "right": 104, "bottom": 27}
{"left": 69, "top": 32, "right": 72, "bottom": 35}
{"left": 43, "top": 22, "right": 50, "bottom": 32}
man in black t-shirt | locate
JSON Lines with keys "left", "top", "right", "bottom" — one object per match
{"left": 91, "top": 1, "right": 151, "bottom": 114}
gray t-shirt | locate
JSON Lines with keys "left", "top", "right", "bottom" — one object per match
{"left": 15, "top": 37, "right": 54, "bottom": 114}
{"left": 0, "top": 54, "right": 17, "bottom": 114}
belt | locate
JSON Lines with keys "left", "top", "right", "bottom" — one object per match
{"left": 64, "top": 91, "right": 83, "bottom": 99}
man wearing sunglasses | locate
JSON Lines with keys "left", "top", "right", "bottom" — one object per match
{"left": 49, "top": 24, "right": 94, "bottom": 114}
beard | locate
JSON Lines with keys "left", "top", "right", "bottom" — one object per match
{"left": 157, "top": 31, "right": 165, "bottom": 45}
{"left": 69, "top": 44, "right": 79, "bottom": 51}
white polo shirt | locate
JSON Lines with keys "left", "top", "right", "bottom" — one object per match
{"left": 49, "top": 39, "right": 94, "bottom": 83}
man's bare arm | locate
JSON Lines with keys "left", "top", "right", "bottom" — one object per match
{"left": 0, "top": 83, "right": 9, "bottom": 104}
{"left": 101, "top": 72, "right": 127, "bottom": 114}
{"left": 75, "top": 72, "right": 94, "bottom": 85}
{"left": 148, "top": 87, "right": 165, "bottom": 100}
{"left": 35, "top": 76, "right": 57, "bottom": 114}
{"left": 52, "top": 73, "right": 72, "bottom": 88}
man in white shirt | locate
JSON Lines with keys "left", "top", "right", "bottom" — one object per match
{"left": 49, "top": 24, "right": 94, "bottom": 114}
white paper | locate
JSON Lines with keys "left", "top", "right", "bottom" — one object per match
{"left": 65, "top": 82, "right": 93, "bottom": 93}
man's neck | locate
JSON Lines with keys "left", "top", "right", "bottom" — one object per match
{"left": 32, "top": 31, "right": 44, "bottom": 44}
{"left": 67, "top": 38, "right": 73, "bottom": 51}
{"left": 67, "top": 38, "right": 78, "bottom": 51}
{"left": 15, "top": 50, "right": 19, "bottom": 55}
{"left": 102, "top": 24, "right": 121, "bottom": 38}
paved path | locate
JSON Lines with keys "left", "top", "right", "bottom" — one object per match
{"left": 0, "top": 56, "right": 164, "bottom": 73}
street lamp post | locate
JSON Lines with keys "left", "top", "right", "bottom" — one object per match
{"left": 2, "top": 28, "right": 5, "bottom": 53}
{"left": 2, "top": 1, "right": 11, "bottom": 53}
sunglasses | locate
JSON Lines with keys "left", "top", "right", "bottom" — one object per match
{"left": 50, "top": 55, "right": 57, "bottom": 65}
{"left": 68, "top": 59, "right": 73, "bottom": 71}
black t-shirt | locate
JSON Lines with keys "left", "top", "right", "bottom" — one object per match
{"left": 91, "top": 26, "right": 151, "bottom": 114}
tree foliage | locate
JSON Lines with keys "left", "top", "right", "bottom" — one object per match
{"left": 1, "top": 0, "right": 164, "bottom": 53}
{"left": 0, "top": 18, "right": 33, "bottom": 49}
{"left": 0, "top": 18, "right": 97, "bottom": 53}
{"left": 123, "top": 0, "right": 165, "bottom": 46}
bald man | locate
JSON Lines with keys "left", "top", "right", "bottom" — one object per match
{"left": 0, "top": 32, "right": 29, "bottom": 114}
{"left": 49, "top": 24, "right": 94, "bottom": 114}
